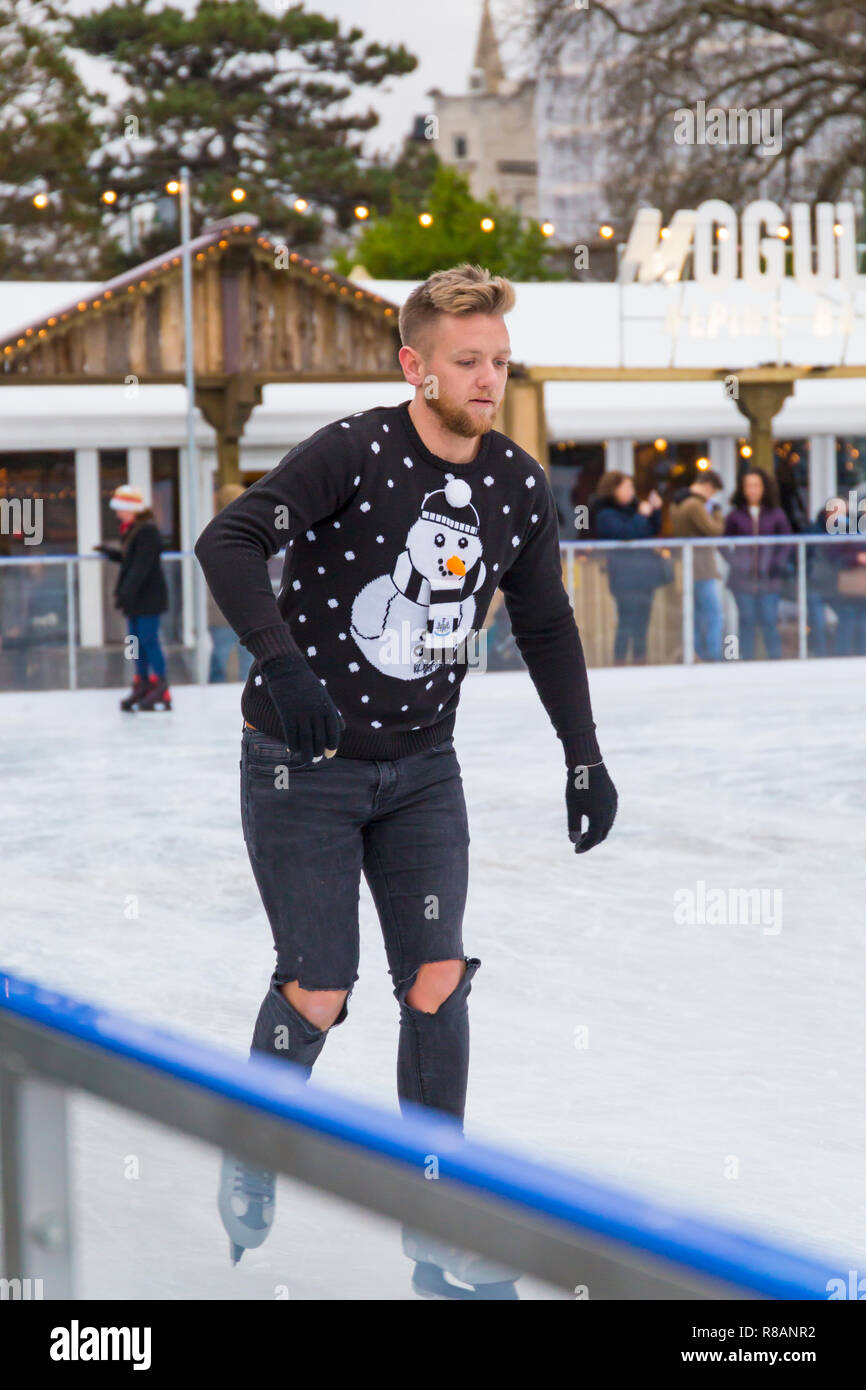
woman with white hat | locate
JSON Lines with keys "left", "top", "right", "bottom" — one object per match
{"left": 95, "top": 484, "right": 171, "bottom": 710}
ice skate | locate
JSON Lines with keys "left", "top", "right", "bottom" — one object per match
{"left": 411, "top": 1260, "right": 520, "bottom": 1300}
{"left": 403, "top": 1225, "right": 521, "bottom": 1300}
{"left": 119, "top": 674, "right": 147, "bottom": 711}
{"left": 217, "top": 1151, "right": 275, "bottom": 1265}
{"left": 137, "top": 675, "right": 172, "bottom": 711}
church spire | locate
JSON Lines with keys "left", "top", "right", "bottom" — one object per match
{"left": 473, "top": 0, "right": 506, "bottom": 95}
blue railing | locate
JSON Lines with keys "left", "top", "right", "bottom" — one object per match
{"left": 0, "top": 969, "right": 846, "bottom": 1300}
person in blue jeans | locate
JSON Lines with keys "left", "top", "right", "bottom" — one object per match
{"left": 592, "top": 473, "right": 667, "bottom": 664}
{"left": 670, "top": 470, "right": 725, "bottom": 660}
{"left": 723, "top": 469, "right": 792, "bottom": 660}
{"left": 207, "top": 483, "right": 255, "bottom": 682}
{"left": 95, "top": 484, "right": 171, "bottom": 709}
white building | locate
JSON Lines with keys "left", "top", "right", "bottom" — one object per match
{"left": 1, "top": 259, "right": 864, "bottom": 675}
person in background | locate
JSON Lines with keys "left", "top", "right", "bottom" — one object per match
{"left": 592, "top": 471, "right": 665, "bottom": 666}
{"left": 95, "top": 484, "right": 171, "bottom": 710}
{"left": 207, "top": 484, "right": 254, "bottom": 684}
{"left": 670, "top": 469, "right": 725, "bottom": 661}
{"left": 806, "top": 497, "right": 847, "bottom": 656}
{"left": 816, "top": 496, "right": 866, "bottom": 655}
{"left": 775, "top": 453, "right": 810, "bottom": 533}
{"left": 723, "top": 468, "right": 792, "bottom": 660}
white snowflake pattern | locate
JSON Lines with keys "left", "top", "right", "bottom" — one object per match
{"left": 493, "top": 563, "right": 499, "bottom": 572}
{"left": 525, "top": 476, "right": 536, "bottom": 488}
{"left": 354, "top": 474, "right": 360, "bottom": 485}
{"left": 333, "top": 520, "right": 341, "bottom": 529}
{"left": 320, "top": 677, "right": 326, "bottom": 685}
{"left": 531, "top": 514, "right": 538, "bottom": 523}
{"left": 307, "top": 646, "right": 316, "bottom": 657}
{"left": 298, "top": 614, "right": 306, "bottom": 622}
{"left": 371, "top": 720, "right": 382, "bottom": 728}
{"left": 292, "top": 579, "right": 301, "bottom": 590}
{"left": 344, "top": 550, "right": 355, "bottom": 560}
{"left": 348, "top": 662, "right": 360, "bottom": 672}
{"left": 254, "top": 674, "right": 262, "bottom": 686}
{"left": 401, "top": 703, "right": 408, "bottom": 711}
{"left": 483, "top": 475, "right": 494, "bottom": 487}
{"left": 511, "top": 535, "right": 520, "bottom": 547}
{"left": 376, "top": 535, "right": 384, "bottom": 543}
{"left": 403, "top": 456, "right": 413, "bottom": 468}
{"left": 360, "top": 501, "right": 371, "bottom": 512}
{"left": 447, "top": 672, "right": 456, "bottom": 682}
{"left": 306, "top": 529, "right": 315, "bottom": 541}
{"left": 288, "top": 539, "right": 293, "bottom": 547}
{"left": 317, "top": 565, "right": 325, "bottom": 574}
{"left": 502, "top": 505, "right": 510, "bottom": 514}
{"left": 327, "top": 598, "right": 338, "bottom": 608}
{"left": 387, "top": 479, "right": 394, "bottom": 488}
{"left": 361, "top": 694, "right": 369, "bottom": 703}
{"left": 340, "top": 421, "right": 350, "bottom": 429}
{"left": 339, "top": 632, "right": 347, "bottom": 640}
{"left": 382, "top": 424, "right": 389, "bottom": 432}
{"left": 437, "top": 703, "right": 443, "bottom": 711}
{"left": 425, "top": 679, "right": 433, "bottom": 689}
{"left": 371, "top": 441, "right": 380, "bottom": 454}
{"left": 353, "top": 411, "right": 363, "bottom": 417}
{"left": 505, "top": 449, "right": 513, "bottom": 457}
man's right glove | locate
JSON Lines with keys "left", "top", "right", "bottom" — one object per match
{"left": 260, "top": 651, "right": 345, "bottom": 766}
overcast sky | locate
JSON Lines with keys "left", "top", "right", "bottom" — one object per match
{"left": 60, "top": 0, "right": 533, "bottom": 160}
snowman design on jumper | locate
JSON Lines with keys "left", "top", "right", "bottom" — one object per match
{"left": 350, "top": 476, "right": 486, "bottom": 680}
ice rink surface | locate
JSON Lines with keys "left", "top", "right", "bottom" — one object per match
{"left": 3, "top": 657, "right": 865, "bottom": 1299}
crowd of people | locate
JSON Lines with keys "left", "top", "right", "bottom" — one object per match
{"left": 7, "top": 464, "right": 862, "bottom": 698}
{"left": 587, "top": 465, "right": 866, "bottom": 663}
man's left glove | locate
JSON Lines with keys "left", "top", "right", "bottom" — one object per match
{"left": 566, "top": 761, "right": 618, "bottom": 853}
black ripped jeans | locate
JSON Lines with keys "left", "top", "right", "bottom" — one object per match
{"left": 240, "top": 726, "right": 479, "bottom": 1126}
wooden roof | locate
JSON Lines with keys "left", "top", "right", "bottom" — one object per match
{"left": 0, "top": 215, "right": 403, "bottom": 385}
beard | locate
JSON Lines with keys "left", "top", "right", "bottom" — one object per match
{"left": 426, "top": 389, "right": 497, "bottom": 439}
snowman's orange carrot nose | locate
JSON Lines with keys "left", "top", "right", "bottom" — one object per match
{"left": 446, "top": 555, "right": 466, "bottom": 577}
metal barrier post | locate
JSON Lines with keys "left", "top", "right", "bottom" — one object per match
{"left": 682, "top": 542, "right": 695, "bottom": 665}
{"left": 65, "top": 559, "right": 77, "bottom": 692}
{"left": 0, "top": 1059, "right": 74, "bottom": 1299}
{"left": 797, "top": 540, "right": 808, "bottom": 660}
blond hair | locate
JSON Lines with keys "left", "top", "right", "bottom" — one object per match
{"left": 399, "top": 263, "right": 516, "bottom": 354}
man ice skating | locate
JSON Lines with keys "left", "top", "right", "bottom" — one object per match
{"left": 195, "top": 263, "right": 617, "bottom": 1298}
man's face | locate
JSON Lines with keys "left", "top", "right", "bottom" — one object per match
{"left": 406, "top": 313, "right": 511, "bottom": 439}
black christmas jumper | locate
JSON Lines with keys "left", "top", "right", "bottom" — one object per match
{"left": 194, "top": 399, "right": 602, "bottom": 766}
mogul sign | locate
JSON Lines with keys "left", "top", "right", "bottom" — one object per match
{"left": 619, "top": 200, "right": 860, "bottom": 289}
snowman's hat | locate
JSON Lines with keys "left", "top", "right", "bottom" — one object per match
{"left": 421, "top": 477, "right": 479, "bottom": 536}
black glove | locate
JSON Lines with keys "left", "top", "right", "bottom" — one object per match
{"left": 260, "top": 651, "right": 345, "bottom": 766}
{"left": 566, "top": 761, "right": 618, "bottom": 854}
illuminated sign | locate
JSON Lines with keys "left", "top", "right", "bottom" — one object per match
{"left": 619, "top": 200, "right": 860, "bottom": 289}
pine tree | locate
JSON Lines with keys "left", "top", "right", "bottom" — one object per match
{"left": 332, "top": 165, "right": 561, "bottom": 281}
{"left": 0, "top": 1, "right": 106, "bottom": 277}
{"left": 65, "top": 0, "right": 419, "bottom": 262}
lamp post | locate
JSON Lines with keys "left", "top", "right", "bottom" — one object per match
{"left": 178, "top": 165, "right": 209, "bottom": 684}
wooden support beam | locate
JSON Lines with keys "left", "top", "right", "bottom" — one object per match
{"left": 498, "top": 375, "right": 548, "bottom": 471}
{"left": 195, "top": 373, "right": 263, "bottom": 487}
{"left": 732, "top": 381, "right": 796, "bottom": 477}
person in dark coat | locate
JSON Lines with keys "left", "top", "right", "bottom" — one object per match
{"left": 95, "top": 484, "right": 171, "bottom": 710}
{"left": 592, "top": 471, "right": 666, "bottom": 665}
{"left": 808, "top": 496, "right": 866, "bottom": 656}
{"left": 722, "top": 468, "right": 791, "bottom": 660}
{"left": 805, "top": 498, "right": 846, "bottom": 656}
